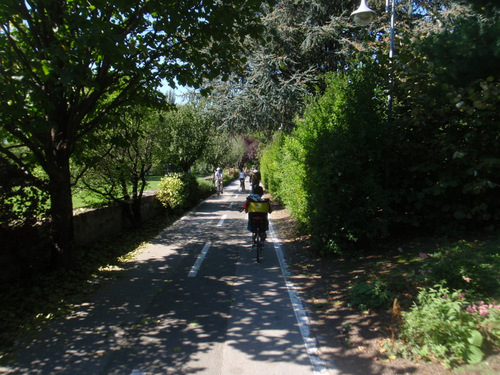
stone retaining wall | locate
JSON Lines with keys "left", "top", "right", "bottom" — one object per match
{"left": 73, "top": 190, "right": 164, "bottom": 245}
{"left": 1, "top": 192, "right": 164, "bottom": 282}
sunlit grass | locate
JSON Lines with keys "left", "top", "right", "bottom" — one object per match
{"left": 72, "top": 176, "right": 162, "bottom": 209}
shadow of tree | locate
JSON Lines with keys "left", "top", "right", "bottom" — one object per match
{"left": 9, "top": 183, "right": 319, "bottom": 374}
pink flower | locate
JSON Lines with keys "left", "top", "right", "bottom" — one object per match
{"left": 466, "top": 302, "right": 500, "bottom": 318}
{"left": 419, "top": 252, "right": 428, "bottom": 259}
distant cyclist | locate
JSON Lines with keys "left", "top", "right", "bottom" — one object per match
{"left": 214, "top": 167, "right": 223, "bottom": 194}
{"left": 242, "top": 186, "right": 272, "bottom": 241}
{"left": 239, "top": 168, "right": 246, "bottom": 192}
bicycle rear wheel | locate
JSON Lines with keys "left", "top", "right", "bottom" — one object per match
{"left": 255, "top": 229, "right": 263, "bottom": 263}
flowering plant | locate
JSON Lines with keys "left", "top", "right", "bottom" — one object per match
{"left": 466, "top": 301, "right": 500, "bottom": 318}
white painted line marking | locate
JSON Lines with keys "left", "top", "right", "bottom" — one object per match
{"left": 269, "top": 220, "right": 333, "bottom": 375}
{"left": 217, "top": 214, "right": 227, "bottom": 227}
{"left": 188, "top": 242, "right": 211, "bottom": 278}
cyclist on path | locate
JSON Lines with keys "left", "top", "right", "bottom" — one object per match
{"left": 239, "top": 168, "right": 246, "bottom": 192}
{"left": 214, "top": 167, "right": 223, "bottom": 194}
{"left": 242, "top": 186, "right": 272, "bottom": 241}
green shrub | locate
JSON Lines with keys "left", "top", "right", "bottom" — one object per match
{"left": 223, "top": 168, "right": 239, "bottom": 185}
{"left": 298, "top": 69, "right": 388, "bottom": 254}
{"left": 397, "top": 284, "right": 487, "bottom": 368}
{"left": 416, "top": 240, "right": 500, "bottom": 296}
{"left": 277, "top": 135, "right": 309, "bottom": 226}
{"left": 260, "top": 69, "right": 389, "bottom": 254}
{"left": 197, "top": 178, "right": 215, "bottom": 200}
{"left": 261, "top": 133, "right": 286, "bottom": 202}
{"left": 347, "top": 278, "right": 395, "bottom": 311}
{"left": 156, "top": 173, "right": 198, "bottom": 213}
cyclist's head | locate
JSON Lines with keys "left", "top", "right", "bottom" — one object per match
{"left": 254, "top": 186, "right": 264, "bottom": 196}
{"left": 217, "top": 167, "right": 221, "bottom": 171}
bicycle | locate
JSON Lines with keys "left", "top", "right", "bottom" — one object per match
{"left": 215, "top": 178, "right": 223, "bottom": 196}
{"left": 240, "top": 193, "right": 271, "bottom": 263}
{"left": 239, "top": 178, "right": 245, "bottom": 192}
{"left": 251, "top": 215, "right": 266, "bottom": 263}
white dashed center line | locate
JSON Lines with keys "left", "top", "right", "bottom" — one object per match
{"left": 188, "top": 242, "right": 211, "bottom": 278}
{"left": 217, "top": 214, "right": 227, "bottom": 227}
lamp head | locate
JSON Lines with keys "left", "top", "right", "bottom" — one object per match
{"left": 351, "top": 0, "right": 376, "bottom": 26}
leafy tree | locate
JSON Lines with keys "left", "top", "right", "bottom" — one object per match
{"left": 221, "top": 136, "right": 246, "bottom": 168}
{"left": 201, "top": 128, "right": 233, "bottom": 170}
{"left": 73, "top": 106, "right": 166, "bottom": 227}
{"left": 0, "top": 0, "right": 272, "bottom": 268}
{"left": 206, "top": 0, "right": 349, "bottom": 132}
{"left": 156, "top": 104, "right": 215, "bottom": 173}
{"left": 205, "top": 0, "right": 440, "bottom": 133}
{"left": 240, "top": 136, "right": 260, "bottom": 167}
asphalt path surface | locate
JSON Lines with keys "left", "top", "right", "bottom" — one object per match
{"left": 10, "top": 179, "right": 335, "bottom": 375}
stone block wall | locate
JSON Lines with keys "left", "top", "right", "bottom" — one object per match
{"left": 73, "top": 191, "right": 164, "bottom": 245}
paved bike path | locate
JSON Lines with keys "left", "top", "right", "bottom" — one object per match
{"left": 9, "top": 179, "right": 333, "bottom": 374}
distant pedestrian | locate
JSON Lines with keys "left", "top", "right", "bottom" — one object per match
{"left": 249, "top": 167, "right": 261, "bottom": 193}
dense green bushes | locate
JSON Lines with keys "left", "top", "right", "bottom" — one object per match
{"left": 156, "top": 173, "right": 199, "bottom": 213}
{"left": 261, "top": 69, "right": 389, "bottom": 253}
{"left": 261, "top": 133, "right": 309, "bottom": 227}
{"left": 261, "top": 15, "right": 500, "bottom": 256}
{"left": 262, "top": 61, "right": 500, "bottom": 256}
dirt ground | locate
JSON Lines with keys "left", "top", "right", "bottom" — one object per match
{"left": 268, "top": 200, "right": 500, "bottom": 375}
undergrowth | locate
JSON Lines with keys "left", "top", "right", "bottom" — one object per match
{"left": 345, "top": 235, "right": 500, "bottom": 368}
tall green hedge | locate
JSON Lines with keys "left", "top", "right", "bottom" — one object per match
{"left": 262, "top": 15, "right": 500, "bottom": 256}
{"left": 262, "top": 69, "right": 388, "bottom": 254}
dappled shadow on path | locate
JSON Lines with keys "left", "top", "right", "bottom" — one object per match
{"left": 11, "top": 183, "right": 313, "bottom": 374}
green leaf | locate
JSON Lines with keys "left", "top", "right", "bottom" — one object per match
{"left": 41, "top": 61, "right": 51, "bottom": 76}
{"left": 466, "top": 345, "right": 483, "bottom": 364}
{"left": 468, "top": 330, "right": 483, "bottom": 347}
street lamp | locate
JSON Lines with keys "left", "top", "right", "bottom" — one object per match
{"left": 351, "top": 0, "right": 396, "bottom": 120}
{"left": 350, "top": 0, "right": 376, "bottom": 26}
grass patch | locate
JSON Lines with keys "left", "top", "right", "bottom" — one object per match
{"left": 145, "top": 175, "right": 162, "bottom": 190}
{"left": 72, "top": 176, "right": 209, "bottom": 209}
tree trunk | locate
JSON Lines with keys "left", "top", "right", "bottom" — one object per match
{"left": 121, "top": 199, "right": 142, "bottom": 228}
{"left": 47, "top": 151, "right": 76, "bottom": 269}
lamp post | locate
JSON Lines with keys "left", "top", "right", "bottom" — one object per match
{"left": 351, "top": 0, "right": 396, "bottom": 120}
{"left": 350, "top": 0, "right": 376, "bottom": 26}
